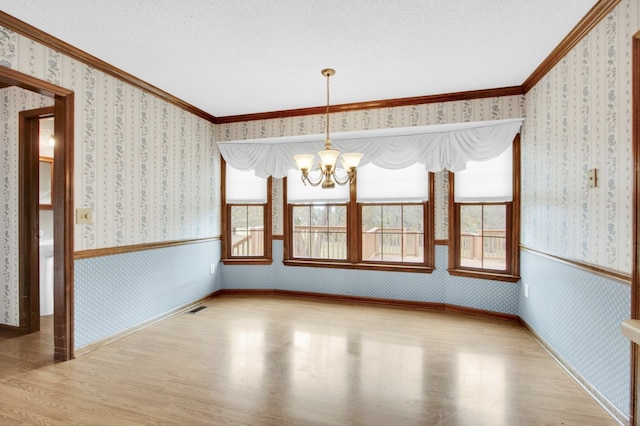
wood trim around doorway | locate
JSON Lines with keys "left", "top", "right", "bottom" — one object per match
{"left": 0, "top": 66, "right": 75, "bottom": 361}
{"left": 630, "top": 31, "right": 640, "bottom": 426}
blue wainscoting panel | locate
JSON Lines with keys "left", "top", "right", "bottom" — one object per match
{"left": 221, "top": 242, "right": 520, "bottom": 315}
{"left": 275, "top": 262, "right": 447, "bottom": 302}
{"left": 220, "top": 247, "right": 277, "bottom": 290}
{"left": 274, "top": 242, "right": 446, "bottom": 302}
{"left": 446, "top": 272, "right": 519, "bottom": 315}
{"left": 519, "top": 250, "right": 630, "bottom": 417}
{"left": 75, "top": 239, "right": 221, "bottom": 348}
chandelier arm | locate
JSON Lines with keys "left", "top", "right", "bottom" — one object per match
{"left": 301, "top": 171, "right": 324, "bottom": 187}
{"left": 332, "top": 169, "right": 351, "bottom": 186}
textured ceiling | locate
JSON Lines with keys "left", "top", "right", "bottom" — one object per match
{"left": 0, "top": 0, "right": 598, "bottom": 117}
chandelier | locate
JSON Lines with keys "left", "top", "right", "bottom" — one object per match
{"left": 293, "top": 68, "right": 363, "bottom": 188}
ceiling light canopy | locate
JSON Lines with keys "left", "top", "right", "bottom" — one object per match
{"left": 293, "top": 68, "right": 363, "bottom": 189}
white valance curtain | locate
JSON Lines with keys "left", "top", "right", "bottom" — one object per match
{"left": 217, "top": 118, "right": 523, "bottom": 178}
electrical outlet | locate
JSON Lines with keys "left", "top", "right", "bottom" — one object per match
{"left": 524, "top": 284, "right": 530, "bottom": 298}
{"left": 210, "top": 263, "right": 216, "bottom": 274}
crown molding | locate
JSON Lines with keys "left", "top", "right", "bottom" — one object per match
{"left": 522, "top": 0, "right": 621, "bottom": 93}
{"left": 0, "top": 11, "right": 216, "bottom": 123}
{"left": 215, "top": 86, "right": 524, "bottom": 124}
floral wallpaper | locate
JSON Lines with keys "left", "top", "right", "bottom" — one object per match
{"left": 216, "top": 96, "right": 525, "bottom": 240}
{"left": 521, "top": 0, "right": 638, "bottom": 274}
{"left": 0, "top": 26, "right": 220, "bottom": 251}
{"left": 272, "top": 178, "right": 283, "bottom": 236}
{"left": 0, "top": 86, "right": 53, "bottom": 326}
{"left": 78, "top": 72, "right": 219, "bottom": 248}
{"left": 0, "top": 26, "right": 220, "bottom": 327}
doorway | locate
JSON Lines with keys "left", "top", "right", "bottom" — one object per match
{"left": 0, "top": 66, "right": 74, "bottom": 361}
{"left": 18, "top": 108, "right": 54, "bottom": 335}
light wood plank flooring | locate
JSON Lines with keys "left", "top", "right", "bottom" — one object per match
{"left": 0, "top": 295, "right": 619, "bottom": 425}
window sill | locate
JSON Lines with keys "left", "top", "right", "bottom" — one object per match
{"left": 447, "top": 268, "right": 520, "bottom": 283}
{"left": 222, "top": 258, "right": 273, "bottom": 266}
{"left": 284, "top": 259, "right": 434, "bottom": 274}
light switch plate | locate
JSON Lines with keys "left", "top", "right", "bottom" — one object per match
{"left": 588, "top": 168, "right": 598, "bottom": 188}
{"left": 76, "top": 208, "right": 93, "bottom": 224}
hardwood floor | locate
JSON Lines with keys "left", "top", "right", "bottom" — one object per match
{"left": 0, "top": 295, "right": 619, "bottom": 425}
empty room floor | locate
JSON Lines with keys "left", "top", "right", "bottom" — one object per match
{"left": 0, "top": 295, "right": 618, "bottom": 425}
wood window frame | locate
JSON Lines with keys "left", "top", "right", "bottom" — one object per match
{"left": 283, "top": 172, "right": 435, "bottom": 274}
{"left": 221, "top": 158, "right": 272, "bottom": 265}
{"left": 447, "top": 134, "right": 520, "bottom": 283}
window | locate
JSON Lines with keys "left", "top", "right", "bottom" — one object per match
{"left": 222, "top": 160, "right": 272, "bottom": 264}
{"left": 284, "top": 164, "right": 434, "bottom": 272}
{"left": 357, "top": 163, "right": 432, "bottom": 268}
{"left": 360, "top": 204, "right": 425, "bottom": 263}
{"left": 448, "top": 136, "right": 519, "bottom": 282}
{"left": 457, "top": 204, "right": 509, "bottom": 270}
{"left": 229, "top": 205, "right": 265, "bottom": 256}
{"left": 285, "top": 169, "right": 350, "bottom": 263}
{"left": 291, "top": 204, "right": 347, "bottom": 260}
